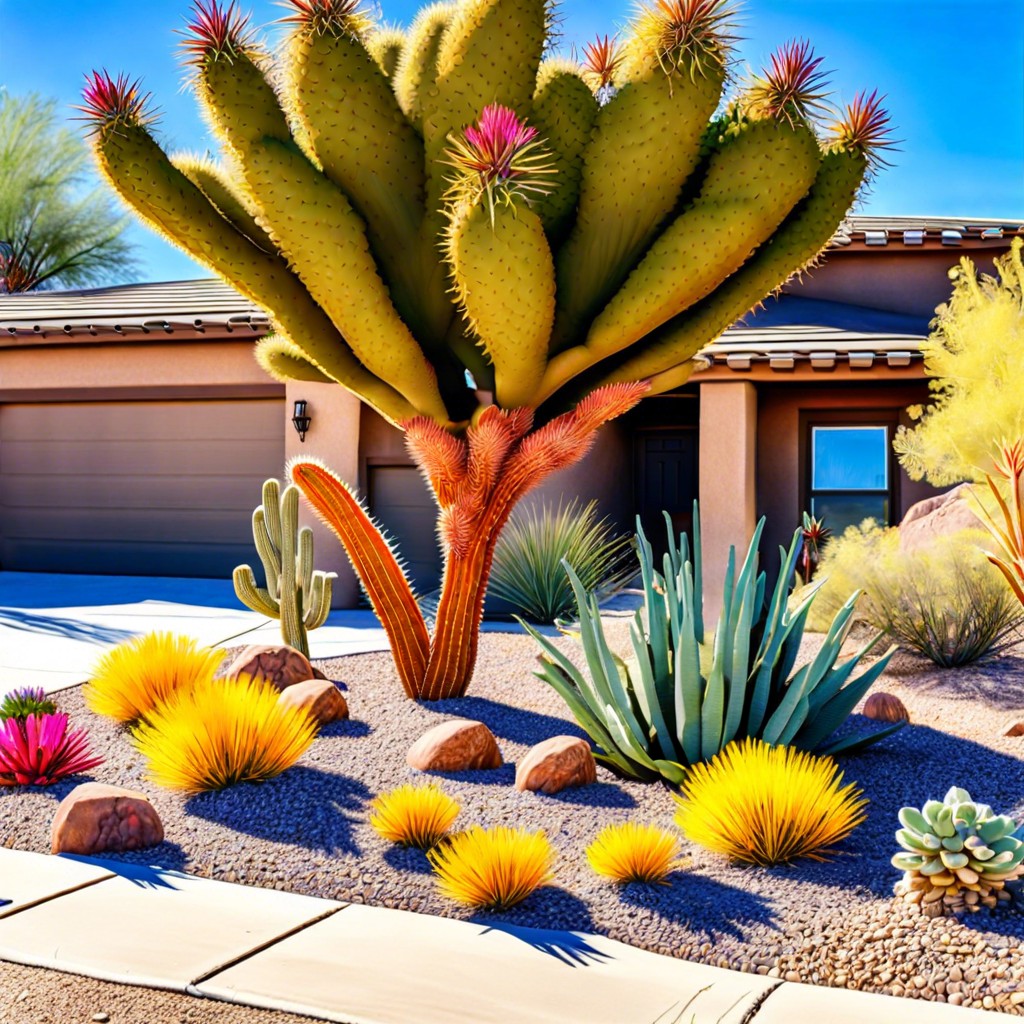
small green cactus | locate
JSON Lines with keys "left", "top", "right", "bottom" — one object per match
{"left": 892, "top": 786, "right": 1024, "bottom": 917}
{"left": 0, "top": 687, "right": 56, "bottom": 723}
{"left": 233, "top": 478, "right": 336, "bottom": 658}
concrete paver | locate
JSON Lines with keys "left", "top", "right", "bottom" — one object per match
{"left": 0, "top": 849, "right": 113, "bottom": 919}
{"left": 0, "top": 859, "right": 341, "bottom": 990}
{"left": 196, "top": 901, "right": 776, "bottom": 1024}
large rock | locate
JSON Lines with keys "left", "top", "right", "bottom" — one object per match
{"left": 406, "top": 719, "right": 502, "bottom": 773}
{"left": 515, "top": 736, "right": 596, "bottom": 795}
{"left": 223, "top": 644, "right": 314, "bottom": 691}
{"left": 863, "top": 691, "right": 910, "bottom": 723}
{"left": 277, "top": 679, "right": 348, "bottom": 725}
{"left": 899, "top": 484, "right": 981, "bottom": 553}
{"left": 51, "top": 783, "right": 163, "bottom": 855}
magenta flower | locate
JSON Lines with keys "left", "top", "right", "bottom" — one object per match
{"left": 77, "top": 71, "right": 153, "bottom": 132}
{"left": 0, "top": 713, "right": 103, "bottom": 787}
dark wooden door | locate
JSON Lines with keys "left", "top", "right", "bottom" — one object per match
{"left": 634, "top": 429, "right": 698, "bottom": 557}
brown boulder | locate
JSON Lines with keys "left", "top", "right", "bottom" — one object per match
{"left": 899, "top": 484, "right": 981, "bottom": 553}
{"left": 223, "top": 644, "right": 313, "bottom": 691}
{"left": 407, "top": 719, "right": 502, "bottom": 773}
{"left": 277, "top": 679, "right": 348, "bottom": 725}
{"left": 863, "top": 692, "right": 910, "bottom": 723}
{"left": 51, "top": 783, "right": 163, "bottom": 856}
{"left": 515, "top": 736, "right": 596, "bottom": 795}
{"left": 1003, "top": 720, "right": 1024, "bottom": 738}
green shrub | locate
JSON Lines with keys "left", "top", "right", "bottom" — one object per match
{"left": 811, "top": 521, "right": 1022, "bottom": 666}
{"left": 524, "top": 505, "right": 901, "bottom": 786}
{"left": 489, "top": 498, "right": 635, "bottom": 623}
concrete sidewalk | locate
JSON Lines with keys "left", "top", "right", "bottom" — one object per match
{"left": 0, "top": 848, "right": 995, "bottom": 1024}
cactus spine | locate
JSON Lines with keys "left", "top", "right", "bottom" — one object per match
{"left": 233, "top": 479, "right": 336, "bottom": 658}
{"left": 84, "top": 1, "right": 892, "bottom": 698}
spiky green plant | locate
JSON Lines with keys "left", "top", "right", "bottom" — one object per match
{"left": 82, "top": 0, "right": 891, "bottom": 699}
{"left": 525, "top": 504, "right": 902, "bottom": 785}
{"left": 893, "top": 787, "right": 1024, "bottom": 917}
{"left": 489, "top": 498, "right": 634, "bottom": 623}
{"left": 0, "top": 687, "right": 57, "bottom": 723}
{"left": 233, "top": 478, "right": 336, "bottom": 657}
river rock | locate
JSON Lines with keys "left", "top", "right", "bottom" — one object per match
{"left": 277, "top": 679, "right": 348, "bottom": 725}
{"left": 223, "top": 644, "right": 313, "bottom": 691}
{"left": 515, "top": 736, "right": 596, "bottom": 794}
{"left": 406, "top": 719, "right": 502, "bottom": 772}
{"left": 899, "top": 484, "right": 981, "bottom": 553}
{"left": 864, "top": 692, "right": 910, "bottom": 723}
{"left": 51, "top": 783, "right": 163, "bottom": 855}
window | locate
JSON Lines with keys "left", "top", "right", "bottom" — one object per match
{"left": 809, "top": 424, "right": 892, "bottom": 536}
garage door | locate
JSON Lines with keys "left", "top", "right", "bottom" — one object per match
{"left": 0, "top": 399, "right": 285, "bottom": 577}
{"left": 368, "top": 464, "right": 442, "bottom": 595}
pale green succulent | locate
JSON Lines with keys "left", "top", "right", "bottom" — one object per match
{"left": 893, "top": 786, "right": 1024, "bottom": 915}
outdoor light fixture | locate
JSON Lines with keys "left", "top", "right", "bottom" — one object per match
{"left": 292, "top": 399, "right": 311, "bottom": 442}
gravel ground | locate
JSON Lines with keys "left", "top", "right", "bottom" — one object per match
{"left": 2, "top": 627, "right": 1024, "bottom": 1015}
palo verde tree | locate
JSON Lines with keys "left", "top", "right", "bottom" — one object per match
{"left": 81, "top": 0, "right": 892, "bottom": 699}
{"left": 0, "top": 92, "right": 136, "bottom": 292}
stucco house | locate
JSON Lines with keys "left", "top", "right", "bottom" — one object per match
{"left": 0, "top": 214, "right": 1020, "bottom": 607}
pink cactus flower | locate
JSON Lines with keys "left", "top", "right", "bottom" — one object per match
{"left": 0, "top": 713, "right": 103, "bottom": 787}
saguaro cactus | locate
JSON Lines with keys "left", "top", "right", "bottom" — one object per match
{"left": 81, "top": 0, "right": 893, "bottom": 699}
{"left": 233, "top": 478, "right": 335, "bottom": 658}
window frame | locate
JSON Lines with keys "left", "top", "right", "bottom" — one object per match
{"left": 799, "top": 409, "right": 901, "bottom": 531}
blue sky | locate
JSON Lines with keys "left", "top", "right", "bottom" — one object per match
{"left": 2, "top": 0, "right": 1022, "bottom": 283}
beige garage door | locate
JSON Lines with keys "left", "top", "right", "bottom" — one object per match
{"left": 368, "top": 464, "right": 442, "bottom": 594}
{"left": 0, "top": 399, "right": 284, "bottom": 577}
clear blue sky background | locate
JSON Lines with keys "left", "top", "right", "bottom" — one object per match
{"left": 2, "top": 0, "right": 1022, "bottom": 283}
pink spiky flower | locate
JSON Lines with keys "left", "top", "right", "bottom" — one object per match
{"left": 745, "top": 40, "right": 831, "bottom": 125}
{"left": 830, "top": 90, "right": 897, "bottom": 167}
{"left": 632, "top": 0, "right": 738, "bottom": 78}
{"left": 444, "top": 105, "right": 556, "bottom": 214}
{"left": 0, "top": 713, "right": 103, "bottom": 787}
{"left": 581, "top": 35, "right": 624, "bottom": 92}
{"left": 279, "top": 0, "right": 369, "bottom": 36}
{"left": 179, "top": 0, "right": 260, "bottom": 67}
{"left": 77, "top": 71, "right": 154, "bottom": 134}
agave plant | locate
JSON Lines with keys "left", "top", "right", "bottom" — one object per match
{"left": 489, "top": 497, "right": 635, "bottom": 623}
{"left": 525, "top": 504, "right": 902, "bottom": 785}
{"left": 0, "top": 713, "right": 103, "bottom": 786}
{"left": 977, "top": 438, "right": 1024, "bottom": 608}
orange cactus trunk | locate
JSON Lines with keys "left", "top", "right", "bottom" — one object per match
{"left": 292, "top": 383, "right": 648, "bottom": 699}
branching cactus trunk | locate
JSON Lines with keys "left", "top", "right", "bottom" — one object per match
{"left": 82, "top": 0, "right": 893, "bottom": 699}
{"left": 233, "top": 478, "right": 335, "bottom": 658}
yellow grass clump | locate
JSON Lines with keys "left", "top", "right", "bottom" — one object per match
{"left": 674, "top": 738, "right": 867, "bottom": 866}
{"left": 85, "top": 632, "right": 223, "bottom": 723}
{"left": 369, "top": 783, "right": 461, "bottom": 848}
{"left": 130, "top": 675, "right": 317, "bottom": 793}
{"left": 427, "top": 826, "right": 555, "bottom": 910}
{"left": 586, "top": 822, "right": 683, "bottom": 884}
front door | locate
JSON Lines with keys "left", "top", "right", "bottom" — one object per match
{"left": 634, "top": 429, "right": 698, "bottom": 557}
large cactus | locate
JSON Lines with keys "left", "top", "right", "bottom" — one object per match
{"left": 81, "top": 0, "right": 893, "bottom": 699}
{"left": 233, "top": 478, "right": 335, "bottom": 658}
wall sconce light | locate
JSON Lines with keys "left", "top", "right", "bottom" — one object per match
{"left": 291, "top": 399, "right": 311, "bottom": 442}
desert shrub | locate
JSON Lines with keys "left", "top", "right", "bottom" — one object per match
{"left": 0, "top": 686, "right": 56, "bottom": 723}
{"left": 427, "top": 826, "right": 554, "bottom": 910}
{"left": 86, "top": 632, "right": 224, "bottom": 723}
{"left": 526, "top": 505, "right": 900, "bottom": 786}
{"left": 894, "top": 238, "right": 1024, "bottom": 486}
{"left": 586, "top": 822, "right": 682, "bottom": 884}
{"left": 130, "top": 675, "right": 317, "bottom": 792}
{"left": 0, "top": 713, "right": 103, "bottom": 786}
{"left": 811, "top": 521, "right": 1022, "bottom": 665}
{"left": 489, "top": 498, "right": 634, "bottom": 623}
{"left": 674, "top": 738, "right": 867, "bottom": 866}
{"left": 369, "top": 783, "right": 460, "bottom": 848}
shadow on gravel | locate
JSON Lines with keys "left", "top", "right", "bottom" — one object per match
{"left": 89, "top": 841, "right": 192, "bottom": 874}
{"left": 185, "top": 766, "right": 370, "bottom": 856}
{"left": 318, "top": 718, "right": 372, "bottom": 739}
{"left": 476, "top": 920, "right": 612, "bottom": 967}
{"left": 539, "top": 781, "right": 637, "bottom": 809}
{"left": 620, "top": 872, "right": 779, "bottom": 942}
{"left": 889, "top": 650, "right": 1024, "bottom": 710}
{"left": 418, "top": 695, "right": 587, "bottom": 746}
{"left": 425, "top": 763, "right": 519, "bottom": 788}
{"left": 474, "top": 885, "right": 595, "bottom": 935}
{"left": 383, "top": 844, "right": 434, "bottom": 876}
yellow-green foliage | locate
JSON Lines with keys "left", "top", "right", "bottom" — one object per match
{"left": 674, "top": 738, "right": 867, "bottom": 866}
{"left": 369, "top": 783, "right": 460, "bottom": 847}
{"left": 585, "top": 822, "right": 682, "bottom": 884}
{"left": 427, "top": 826, "right": 554, "bottom": 909}
{"left": 85, "top": 632, "right": 223, "bottom": 723}
{"left": 895, "top": 238, "right": 1024, "bottom": 485}
{"left": 131, "top": 675, "right": 317, "bottom": 792}
{"left": 810, "top": 521, "right": 1022, "bottom": 666}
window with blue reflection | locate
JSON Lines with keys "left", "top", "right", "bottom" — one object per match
{"left": 810, "top": 425, "right": 891, "bottom": 536}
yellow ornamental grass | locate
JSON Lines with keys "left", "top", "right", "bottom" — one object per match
{"left": 85, "top": 632, "right": 223, "bottom": 723}
{"left": 131, "top": 676, "right": 317, "bottom": 793}
{"left": 369, "top": 784, "right": 461, "bottom": 848}
{"left": 586, "top": 823, "right": 683, "bottom": 884}
{"left": 427, "top": 826, "right": 554, "bottom": 910}
{"left": 674, "top": 739, "right": 867, "bottom": 866}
